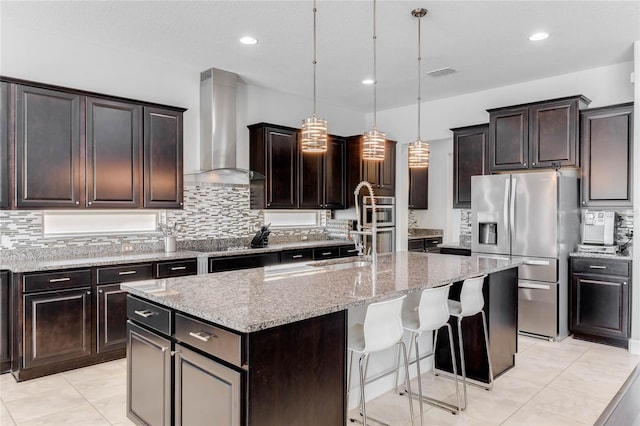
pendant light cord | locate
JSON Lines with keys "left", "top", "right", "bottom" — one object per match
{"left": 372, "top": 0, "right": 377, "bottom": 129}
{"left": 417, "top": 12, "right": 421, "bottom": 139}
{"left": 313, "top": 0, "right": 318, "bottom": 117}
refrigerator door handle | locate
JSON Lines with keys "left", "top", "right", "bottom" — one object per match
{"left": 510, "top": 177, "right": 516, "bottom": 241}
{"left": 503, "top": 179, "right": 510, "bottom": 231}
{"left": 518, "top": 282, "right": 551, "bottom": 290}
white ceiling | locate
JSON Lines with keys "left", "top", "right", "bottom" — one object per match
{"left": 2, "top": 1, "right": 639, "bottom": 112}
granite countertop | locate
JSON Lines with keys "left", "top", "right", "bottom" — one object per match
{"left": 0, "top": 240, "right": 356, "bottom": 273}
{"left": 569, "top": 252, "right": 633, "bottom": 261}
{"left": 121, "top": 251, "right": 521, "bottom": 333}
{"left": 407, "top": 228, "right": 444, "bottom": 240}
{"left": 438, "top": 243, "right": 471, "bottom": 250}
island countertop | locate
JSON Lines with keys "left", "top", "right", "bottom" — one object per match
{"left": 121, "top": 251, "right": 521, "bottom": 333}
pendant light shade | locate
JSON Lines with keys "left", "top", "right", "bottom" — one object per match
{"left": 363, "top": 0, "right": 385, "bottom": 161}
{"left": 301, "top": 0, "right": 328, "bottom": 153}
{"left": 408, "top": 7, "right": 430, "bottom": 168}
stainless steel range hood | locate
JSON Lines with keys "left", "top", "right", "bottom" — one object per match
{"left": 185, "top": 68, "right": 263, "bottom": 184}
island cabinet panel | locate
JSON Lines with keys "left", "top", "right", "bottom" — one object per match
{"left": 434, "top": 267, "right": 518, "bottom": 383}
{"left": 488, "top": 95, "right": 589, "bottom": 173}
{"left": 249, "top": 123, "right": 299, "bottom": 209}
{"left": 143, "top": 106, "right": 184, "bottom": 209}
{"left": 580, "top": 103, "right": 633, "bottom": 207}
{"left": 1, "top": 82, "right": 9, "bottom": 209}
{"left": 96, "top": 283, "right": 128, "bottom": 354}
{"left": 15, "top": 84, "right": 84, "bottom": 208}
{"left": 247, "top": 310, "right": 346, "bottom": 426}
{"left": 452, "top": 124, "right": 489, "bottom": 209}
{"left": 86, "top": 97, "right": 142, "bottom": 208}
{"left": 127, "top": 321, "right": 172, "bottom": 426}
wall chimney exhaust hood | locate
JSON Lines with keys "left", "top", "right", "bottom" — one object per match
{"left": 185, "top": 68, "right": 263, "bottom": 184}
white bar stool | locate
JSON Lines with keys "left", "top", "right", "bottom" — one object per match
{"left": 347, "top": 295, "right": 415, "bottom": 426}
{"left": 448, "top": 274, "right": 493, "bottom": 409}
{"left": 400, "top": 284, "right": 461, "bottom": 420}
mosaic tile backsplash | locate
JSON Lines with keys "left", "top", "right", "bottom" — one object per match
{"left": 0, "top": 182, "right": 348, "bottom": 261}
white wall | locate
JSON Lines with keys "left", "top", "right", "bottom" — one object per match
{"left": 0, "top": 21, "right": 365, "bottom": 175}
{"left": 376, "top": 62, "right": 635, "bottom": 250}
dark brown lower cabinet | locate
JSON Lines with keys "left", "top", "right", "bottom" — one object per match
{"left": 1, "top": 271, "right": 11, "bottom": 373}
{"left": 570, "top": 257, "right": 632, "bottom": 348}
{"left": 127, "top": 295, "right": 346, "bottom": 426}
{"left": 96, "top": 284, "right": 128, "bottom": 353}
{"left": 23, "top": 288, "right": 91, "bottom": 369}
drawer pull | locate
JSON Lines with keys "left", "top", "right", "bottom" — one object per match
{"left": 170, "top": 266, "right": 187, "bottom": 271}
{"left": 119, "top": 270, "right": 137, "bottom": 275}
{"left": 189, "top": 331, "right": 216, "bottom": 342}
{"left": 347, "top": 249, "right": 358, "bottom": 253}
{"left": 49, "top": 277, "right": 71, "bottom": 283}
{"left": 524, "top": 260, "right": 550, "bottom": 266}
{"left": 292, "top": 255, "right": 303, "bottom": 259}
{"left": 134, "top": 309, "right": 156, "bottom": 318}
{"left": 321, "top": 252, "right": 332, "bottom": 256}
{"left": 589, "top": 265, "right": 607, "bottom": 270}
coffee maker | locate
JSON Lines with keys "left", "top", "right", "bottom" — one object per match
{"left": 578, "top": 210, "right": 617, "bottom": 253}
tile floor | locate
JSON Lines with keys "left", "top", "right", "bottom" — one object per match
{"left": 0, "top": 336, "right": 638, "bottom": 425}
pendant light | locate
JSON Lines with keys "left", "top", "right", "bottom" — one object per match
{"left": 408, "top": 8, "right": 430, "bottom": 168}
{"left": 301, "top": 0, "right": 328, "bottom": 153}
{"left": 362, "top": 0, "right": 385, "bottom": 161}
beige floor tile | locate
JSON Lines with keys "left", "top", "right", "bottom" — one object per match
{"left": 516, "top": 336, "right": 541, "bottom": 354}
{"left": 443, "top": 385, "right": 521, "bottom": 424}
{"left": 488, "top": 374, "right": 544, "bottom": 404}
{"left": 410, "top": 373, "right": 462, "bottom": 403}
{"left": 0, "top": 374, "right": 70, "bottom": 403}
{"left": 62, "top": 361, "right": 125, "bottom": 387}
{"left": 502, "top": 404, "right": 590, "bottom": 426}
{"left": 71, "top": 372, "right": 126, "bottom": 403}
{"left": 0, "top": 400, "right": 15, "bottom": 426}
{"left": 548, "top": 362, "right": 628, "bottom": 400}
{"left": 526, "top": 386, "right": 610, "bottom": 424}
{"left": 404, "top": 403, "right": 497, "bottom": 426}
{"left": 349, "top": 391, "right": 421, "bottom": 426}
{"left": 17, "top": 404, "right": 110, "bottom": 426}
{"left": 3, "top": 386, "right": 87, "bottom": 424}
{"left": 91, "top": 394, "right": 131, "bottom": 425}
{"left": 500, "top": 360, "right": 564, "bottom": 386}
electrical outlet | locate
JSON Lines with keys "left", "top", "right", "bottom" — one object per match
{"left": 121, "top": 244, "right": 134, "bottom": 253}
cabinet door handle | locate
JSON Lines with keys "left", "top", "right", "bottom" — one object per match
{"left": 292, "top": 255, "right": 303, "bottom": 259}
{"left": 134, "top": 309, "right": 156, "bottom": 318}
{"left": 189, "top": 331, "right": 216, "bottom": 342}
{"left": 321, "top": 252, "right": 332, "bottom": 256}
{"left": 98, "top": 289, "right": 103, "bottom": 294}
{"left": 119, "top": 270, "right": 137, "bottom": 275}
{"left": 623, "top": 282, "right": 627, "bottom": 286}
{"left": 170, "top": 349, "right": 180, "bottom": 356}
{"left": 170, "top": 266, "right": 186, "bottom": 271}
{"left": 49, "top": 277, "right": 71, "bottom": 283}
{"left": 589, "top": 265, "right": 607, "bottom": 269}
{"left": 523, "top": 162, "right": 527, "bottom": 166}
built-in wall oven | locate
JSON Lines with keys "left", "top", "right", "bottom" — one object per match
{"left": 362, "top": 196, "right": 395, "bottom": 253}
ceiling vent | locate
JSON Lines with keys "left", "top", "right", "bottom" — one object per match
{"left": 426, "top": 67, "right": 456, "bottom": 77}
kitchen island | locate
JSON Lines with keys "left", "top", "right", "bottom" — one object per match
{"left": 122, "top": 252, "right": 519, "bottom": 426}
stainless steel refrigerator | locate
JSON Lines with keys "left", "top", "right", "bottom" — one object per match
{"left": 471, "top": 171, "right": 580, "bottom": 340}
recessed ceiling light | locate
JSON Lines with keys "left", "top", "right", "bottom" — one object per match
{"left": 529, "top": 32, "right": 549, "bottom": 41}
{"left": 240, "top": 36, "right": 258, "bottom": 45}
{"left": 362, "top": 79, "right": 374, "bottom": 85}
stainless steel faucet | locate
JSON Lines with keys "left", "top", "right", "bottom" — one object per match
{"left": 352, "top": 181, "right": 377, "bottom": 265}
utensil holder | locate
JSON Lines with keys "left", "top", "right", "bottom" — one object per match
{"left": 164, "top": 236, "right": 176, "bottom": 253}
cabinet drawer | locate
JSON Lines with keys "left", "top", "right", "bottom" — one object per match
{"left": 97, "top": 264, "right": 153, "bottom": 284}
{"left": 340, "top": 245, "right": 359, "bottom": 257}
{"left": 408, "top": 240, "right": 424, "bottom": 252}
{"left": 571, "top": 258, "right": 629, "bottom": 277}
{"left": 23, "top": 269, "right": 91, "bottom": 293}
{"left": 127, "top": 295, "right": 172, "bottom": 335}
{"left": 174, "top": 313, "right": 242, "bottom": 367}
{"left": 424, "top": 238, "right": 442, "bottom": 248}
{"left": 155, "top": 259, "right": 197, "bottom": 278}
{"left": 280, "top": 249, "right": 313, "bottom": 264}
{"left": 313, "top": 247, "right": 340, "bottom": 260}
{"left": 209, "top": 253, "right": 280, "bottom": 273}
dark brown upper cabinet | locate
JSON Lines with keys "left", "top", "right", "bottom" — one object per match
{"left": 580, "top": 102, "right": 633, "bottom": 207}
{"left": 3, "top": 77, "right": 185, "bottom": 210}
{"left": 299, "top": 136, "right": 346, "bottom": 209}
{"left": 86, "top": 97, "right": 143, "bottom": 208}
{"left": 346, "top": 136, "right": 396, "bottom": 207}
{"left": 1, "top": 82, "right": 9, "bottom": 209}
{"left": 143, "top": 107, "right": 184, "bottom": 209}
{"left": 249, "top": 123, "right": 299, "bottom": 209}
{"left": 487, "top": 95, "right": 590, "bottom": 172}
{"left": 16, "top": 84, "right": 84, "bottom": 208}
{"left": 452, "top": 124, "right": 489, "bottom": 209}
{"left": 408, "top": 167, "right": 428, "bottom": 209}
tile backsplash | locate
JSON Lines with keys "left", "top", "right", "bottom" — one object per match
{"left": 0, "top": 182, "right": 348, "bottom": 260}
